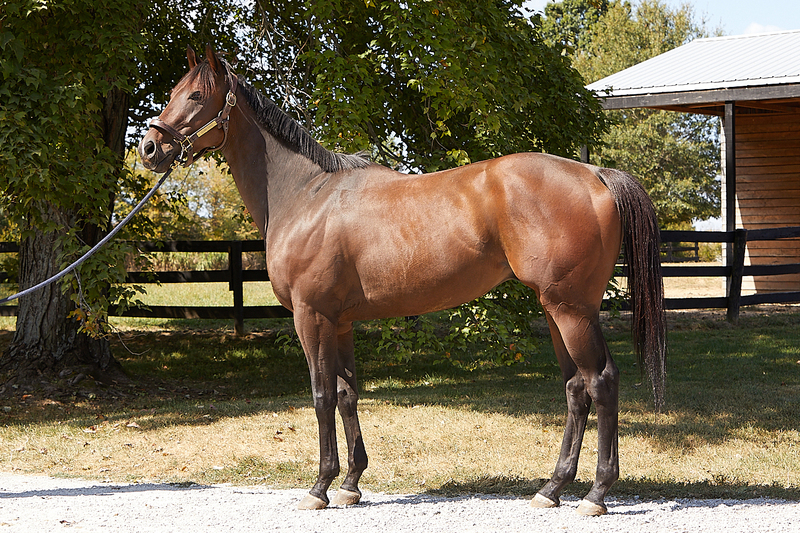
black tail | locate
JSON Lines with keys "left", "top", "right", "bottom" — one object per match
{"left": 597, "top": 168, "right": 666, "bottom": 410}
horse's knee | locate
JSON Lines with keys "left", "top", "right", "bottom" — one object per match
{"left": 565, "top": 373, "right": 591, "bottom": 412}
{"left": 565, "top": 372, "right": 587, "bottom": 397}
{"left": 312, "top": 389, "right": 338, "bottom": 417}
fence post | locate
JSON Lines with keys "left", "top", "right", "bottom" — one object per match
{"left": 228, "top": 241, "right": 244, "bottom": 335}
{"left": 726, "top": 229, "right": 747, "bottom": 323}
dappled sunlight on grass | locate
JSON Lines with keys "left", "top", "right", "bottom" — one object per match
{"left": 0, "top": 307, "right": 798, "bottom": 500}
{"left": 120, "top": 281, "right": 281, "bottom": 307}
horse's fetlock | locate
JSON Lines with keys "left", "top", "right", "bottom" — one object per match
{"left": 319, "top": 460, "right": 340, "bottom": 481}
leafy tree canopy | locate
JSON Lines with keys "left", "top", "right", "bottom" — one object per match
{"left": 541, "top": 0, "right": 610, "bottom": 52}
{"left": 0, "top": 1, "right": 148, "bottom": 328}
{"left": 252, "top": 0, "right": 606, "bottom": 171}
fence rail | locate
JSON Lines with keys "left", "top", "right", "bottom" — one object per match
{"left": 2, "top": 227, "right": 800, "bottom": 330}
{"left": 629, "top": 227, "right": 800, "bottom": 321}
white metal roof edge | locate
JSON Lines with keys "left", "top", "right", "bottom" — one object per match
{"left": 590, "top": 76, "right": 800, "bottom": 97}
{"left": 689, "top": 28, "right": 800, "bottom": 43}
{"left": 586, "top": 29, "right": 800, "bottom": 97}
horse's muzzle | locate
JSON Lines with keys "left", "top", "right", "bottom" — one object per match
{"left": 138, "top": 129, "right": 176, "bottom": 173}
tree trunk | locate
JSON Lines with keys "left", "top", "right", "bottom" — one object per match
{"left": 0, "top": 88, "right": 131, "bottom": 397}
{"left": 0, "top": 212, "right": 122, "bottom": 395}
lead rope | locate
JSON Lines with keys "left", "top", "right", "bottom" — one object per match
{"left": 0, "top": 162, "right": 178, "bottom": 306}
{"left": 2, "top": 67, "right": 237, "bottom": 306}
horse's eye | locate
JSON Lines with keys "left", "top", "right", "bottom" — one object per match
{"left": 189, "top": 91, "right": 203, "bottom": 101}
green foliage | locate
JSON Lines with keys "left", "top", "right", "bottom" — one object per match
{"left": 279, "top": 0, "right": 607, "bottom": 170}
{"left": 127, "top": 154, "right": 260, "bottom": 241}
{"left": 604, "top": 266, "right": 627, "bottom": 316}
{"left": 443, "top": 281, "right": 542, "bottom": 369}
{"left": 358, "top": 282, "right": 544, "bottom": 370}
{"left": 0, "top": 0, "right": 148, "bottom": 334}
{"left": 541, "top": 0, "right": 610, "bottom": 52}
{"left": 362, "top": 315, "right": 444, "bottom": 364}
{"left": 599, "top": 109, "right": 720, "bottom": 227}
{"left": 278, "top": 281, "right": 543, "bottom": 371}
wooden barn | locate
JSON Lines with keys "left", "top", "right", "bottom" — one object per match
{"left": 587, "top": 30, "right": 800, "bottom": 295}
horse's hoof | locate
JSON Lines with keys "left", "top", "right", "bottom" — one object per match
{"left": 297, "top": 493, "right": 328, "bottom": 510}
{"left": 576, "top": 499, "right": 607, "bottom": 516}
{"left": 530, "top": 493, "right": 559, "bottom": 508}
{"left": 331, "top": 488, "right": 362, "bottom": 506}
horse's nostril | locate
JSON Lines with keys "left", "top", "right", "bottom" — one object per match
{"left": 143, "top": 140, "right": 156, "bottom": 158}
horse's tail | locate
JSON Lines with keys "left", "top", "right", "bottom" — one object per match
{"left": 597, "top": 168, "right": 666, "bottom": 410}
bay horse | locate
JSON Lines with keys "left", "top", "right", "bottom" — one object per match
{"left": 138, "top": 45, "right": 666, "bottom": 516}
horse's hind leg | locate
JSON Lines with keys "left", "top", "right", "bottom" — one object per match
{"left": 535, "top": 309, "right": 620, "bottom": 516}
{"left": 330, "top": 323, "right": 369, "bottom": 506}
{"left": 532, "top": 311, "right": 592, "bottom": 509}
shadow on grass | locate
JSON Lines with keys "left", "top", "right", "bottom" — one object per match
{"left": 426, "top": 474, "right": 800, "bottom": 502}
{"left": 365, "top": 309, "right": 800, "bottom": 430}
{"left": 3, "top": 311, "right": 798, "bottom": 457}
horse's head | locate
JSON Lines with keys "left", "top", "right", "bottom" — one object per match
{"left": 138, "top": 45, "right": 237, "bottom": 173}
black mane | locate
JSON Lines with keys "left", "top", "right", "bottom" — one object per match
{"left": 235, "top": 76, "right": 370, "bottom": 173}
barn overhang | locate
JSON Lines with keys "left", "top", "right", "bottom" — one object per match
{"left": 597, "top": 86, "right": 800, "bottom": 116}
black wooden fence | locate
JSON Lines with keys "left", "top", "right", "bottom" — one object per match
{"left": 2, "top": 226, "right": 800, "bottom": 332}
{"left": 657, "top": 227, "right": 800, "bottom": 321}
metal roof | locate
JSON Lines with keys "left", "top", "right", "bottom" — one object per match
{"left": 587, "top": 30, "right": 800, "bottom": 97}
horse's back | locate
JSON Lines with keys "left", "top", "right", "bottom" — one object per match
{"left": 271, "top": 153, "right": 621, "bottom": 319}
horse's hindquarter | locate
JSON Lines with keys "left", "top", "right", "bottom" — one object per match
{"left": 269, "top": 153, "right": 621, "bottom": 320}
{"left": 495, "top": 154, "right": 622, "bottom": 311}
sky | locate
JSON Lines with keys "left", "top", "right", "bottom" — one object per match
{"left": 521, "top": 0, "right": 800, "bottom": 36}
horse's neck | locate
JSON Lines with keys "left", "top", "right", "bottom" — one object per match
{"left": 222, "top": 101, "right": 322, "bottom": 240}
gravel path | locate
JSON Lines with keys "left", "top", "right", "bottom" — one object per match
{"left": 0, "top": 474, "right": 797, "bottom": 532}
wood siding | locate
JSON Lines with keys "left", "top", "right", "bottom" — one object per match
{"left": 734, "top": 112, "right": 800, "bottom": 293}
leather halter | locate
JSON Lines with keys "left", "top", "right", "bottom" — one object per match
{"left": 149, "top": 67, "right": 238, "bottom": 167}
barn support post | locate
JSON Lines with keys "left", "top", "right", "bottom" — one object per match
{"left": 228, "top": 241, "right": 244, "bottom": 335}
{"left": 726, "top": 228, "right": 748, "bottom": 323}
{"left": 723, "top": 101, "right": 737, "bottom": 257}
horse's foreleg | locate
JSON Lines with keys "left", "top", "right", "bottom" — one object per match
{"left": 330, "top": 324, "right": 368, "bottom": 506}
{"left": 533, "top": 312, "right": 592, "bottom": 509}
{"left": 293, "top": 305, "right": 341, "bottom": 510}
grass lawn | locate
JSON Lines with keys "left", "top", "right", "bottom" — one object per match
{"left": 0, "top": 288, "right": 798, "bottom": 501}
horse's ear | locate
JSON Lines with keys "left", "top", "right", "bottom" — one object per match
{"left": 187, "top": 45, "right": 198, "bottom": 69}
{"left": 205, "top": 44, "right": 223, "bottom": 75}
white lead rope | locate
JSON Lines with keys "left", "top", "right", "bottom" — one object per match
{"left": 0, "top": 165, "right": 175, "bottom": 306}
